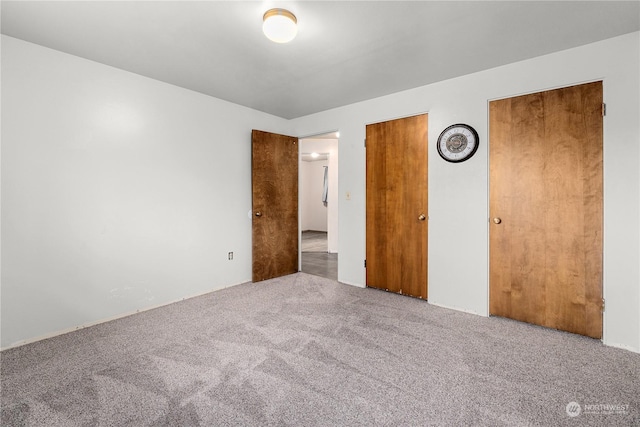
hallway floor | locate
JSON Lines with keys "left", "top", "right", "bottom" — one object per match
{"left": 301, "top": 231, "right": 337, "bottom": 281}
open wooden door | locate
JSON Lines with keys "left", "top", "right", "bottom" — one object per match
{"left": 252, "top": 130, "right": 298, "bottom": 282}
{"left": 366, "top": 114, "right": 428, "bottom": 299}
{"left": 489, "top": 82, "right": 603, "bottom": 338}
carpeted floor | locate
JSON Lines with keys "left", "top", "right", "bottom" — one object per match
{"left": 1, "top": 273, "right": 639, "bottom": 426}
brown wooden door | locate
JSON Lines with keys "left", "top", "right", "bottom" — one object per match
{"left": 366, "top": 114, "right": 428, "bottom": 299}
{"left": 252, "top": 130, "right": 298, "bottom": 282}
{"left": 489, "top": 82, "right": 603, "bottom": 338}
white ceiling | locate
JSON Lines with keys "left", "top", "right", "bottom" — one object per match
{"left": 2, "top": 1, "right": 638, "bottom": 119}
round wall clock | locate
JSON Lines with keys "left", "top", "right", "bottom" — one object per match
{"left": 437, "top": 123, "right": 479, "bottom": 163}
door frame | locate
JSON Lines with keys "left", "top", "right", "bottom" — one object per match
{"left": 486, "top": 79, "right": 605, "bottom": 340}
{"left": 297, "top": 130, "right": 340, "bottom": 275}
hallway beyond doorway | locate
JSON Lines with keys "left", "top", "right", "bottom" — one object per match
{"left": 301, "top": 231, "right": 337, "bottom": 281}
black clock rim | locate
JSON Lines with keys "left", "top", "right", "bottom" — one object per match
{"left": 436, "top": 123, "right": 480, "bottom": 163}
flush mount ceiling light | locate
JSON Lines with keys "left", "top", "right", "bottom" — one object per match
{"left": 263, "top": 8, "right": 297, "bottom": 43}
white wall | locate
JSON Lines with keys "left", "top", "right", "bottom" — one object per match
{"left": 300, "top": 139, "right": 339, "bottom": 253}
{"left": 290, "top": 32, "right": 640, "bottom": 353}
{"left": 2, "top": 33, "right": 639, "bottom": 354}
{"left": 0, "top": 36, "right": 290, "bottom": 349}
{"left": 301, "top": 160, "right": 328, "bottom": 232}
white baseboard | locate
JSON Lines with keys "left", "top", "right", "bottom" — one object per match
{"left": 428, "top": 301, "right": 484, "bottom": 317}
{"left": 339, "top": 279, "right": 366, "bottom": 289}
{"left": 602, "top": 341, "right": 640, "bottom": 354}
{"left": 1, "top": 280, "right": 248, "bottom": 351}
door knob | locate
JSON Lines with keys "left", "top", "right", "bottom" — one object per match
{"left": 493, "top": 217, "right": 502, "bottom": 224}
{"left": 418, "top": 214, "right": 426, "bottom": 221}
{"left": 255, "top": 212, "right": 262, "bottom": 217}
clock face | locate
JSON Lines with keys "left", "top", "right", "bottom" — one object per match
{"left": 437, "top": 124, "right": 479, "bottom": 163}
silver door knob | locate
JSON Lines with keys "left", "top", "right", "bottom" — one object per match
{"left": 418, "top": 214, "right": 426, "bottom": 221}
{"left": 255, "top": 212, "right": 262, "bottom": 217}
{"left": 493, "top": 217, "right": 502, "bottom": 224}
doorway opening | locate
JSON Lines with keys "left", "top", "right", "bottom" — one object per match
{"left": 299, "top": 131, "right": 339, "bottom": 280}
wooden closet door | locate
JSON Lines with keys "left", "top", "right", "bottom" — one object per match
{"left": 366, "top": 114, "right": 428, "bottom": 299}
{"left": 489, "top": 82, "right": 603, "bottom": 338}
{"left": 252, "top": 130, "right": 298, "bottom": 282}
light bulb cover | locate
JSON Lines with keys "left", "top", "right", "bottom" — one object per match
{"left": 263, "top": 8, "right": 297, "bottom": 43}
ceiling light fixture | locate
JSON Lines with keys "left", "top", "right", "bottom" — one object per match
{"left": 263, "top": 8, "right": 297, "bottom": 43}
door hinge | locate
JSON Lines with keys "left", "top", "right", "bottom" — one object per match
{"left": 602, "top": 103, "right": 606, "bottom": 117}
{"left": 364, "top": 138, "right": 366, "bottom": 148}
{"left": 601, "top": 298, "right": 605, "bottom": 312}
{"left": 364, "top": 259, "right": 367, "bottom": 268}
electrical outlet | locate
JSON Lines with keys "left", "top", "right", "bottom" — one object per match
{"left": 228, "top": 252, "right": 233, "bottom": 260}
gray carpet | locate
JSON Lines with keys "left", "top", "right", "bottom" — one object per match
{"left": 1, "top": 273, "right": 639, "bottom": 426}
